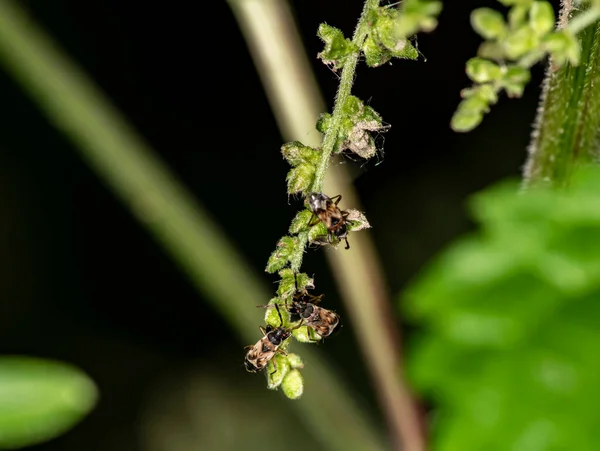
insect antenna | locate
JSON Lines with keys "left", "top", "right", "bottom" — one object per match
{"left": 274, "top": 303, "right": 284, "bottom": 327}
{"left": 291, "top": 318, "right": 305, "bottom": 330}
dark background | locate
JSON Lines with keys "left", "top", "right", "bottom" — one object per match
{"left": 0, "top": 0, "right": 558, "bottom": 449}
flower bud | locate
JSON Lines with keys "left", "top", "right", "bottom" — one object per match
{"left": 471, "top": 8, "right": 508, "bottom": 40}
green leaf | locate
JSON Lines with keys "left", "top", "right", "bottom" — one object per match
{"left": 507, "top": 4, "right": 530, "bottom": 28}
{"left": 289, "top": 210, "right": 313, "bottom": 235}
{"left": 502, "top": 65, "right": 531, "bottom": 97}
{"left": 529, "top": 1, "right": 555, "bottom": 36}
{"left": 0, "top": 356, "right": 97, "bottom": 449}
{"left": 392, "top": 0, "right": 443, "bottom": 37}
{"left": 266, "top": 354, "right": 291, "bottom": 390}
{"left": 316, "top": 112, "right": 333, "bottom": 134}
{"left": 293, "top": 325, "right": 319, "bottom": 343}
{"left": 461, "top": 94, "right": 491, "bottom": 113}
{"left": 317, "top": 23, "right": 358, "bottom": 69}
{"left": 277, "top": 267, "right": 295, "bottom": 282}
{"left": 264, "top": 297, "right": 285, "bottom": 326}
{"left": 544, "top": 30, "right": 581, "bottom": 66}
{"left": 369, "top": 8, "right": 420, "bottom": 61}
{"left": 277, "top": 275, "right": 296, "bottom": 301}
{"left": 286, "top": 164, "right": 316, "bottom": 195}
{"left": 265, "top": 236, "right": 299, "bottom": 273}
{"left": 504, "top": 26, "right": 539, "bottom": 59}
{"left": 450, "top": 108, "right": 484, "bottom": 133}
{"left": 403, "top": 165, "right": 600, "bottom": 451}
{"left": 452, "top": 88, "right": 492, "bottom": 132}
{"left": 277, "top": 269, "right": 313, "bottom": 301}
{"left": 466, "top": 58, "right": 503, "bottom": 83}
{"left": 325, "top": 95, "right": 388, "bottom": 159}
{"left": 281, "top": 141, "right": 320, "bottom": 167}
{"left": 307, "top": 222, "right": 328, "bottom": 245}
{"left": 286, "top": 353, "right": 304, "bottom": 369}
{"left": 476, "top": 41, "right": 506, "bottom": 60}
{"left": 345, "top": 209, "right": 372, "bottom": 232}
{"left": 475, "top": 84, "right": 499, "bottom": 103}
{"left": 295, "top": 272, "right": 314, "bottom": 291}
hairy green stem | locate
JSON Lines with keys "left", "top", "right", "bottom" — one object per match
{"left": 288, "top": 0, "right": 380, "bottom": 272}
{"left": 230, "top": 2, "right": 426, "bottom": 450}
{"left": 524, "top": 1, "right": 600, "bottom": 188}
{"left": 0, "top": 1, "right": 385, "bottom": 450}
{"left": 290, "top": 230, "right": 309, "bottom": 272}
{"left": 568, "top": 6, "right": 600, "bottom": 34}
{"left": 311, "top": 0, "right": 379, "bottom": 191}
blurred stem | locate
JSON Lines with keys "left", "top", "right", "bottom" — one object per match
{"left": 524, "top": 1, "right": 600, "bottom": 188}
{"left": 0, "top": 1, "right": 385, "bottom": 451}
{"left": 229, "top": 1, "right": 425, "bottom": 450}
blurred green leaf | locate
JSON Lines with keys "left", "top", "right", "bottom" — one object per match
{"left": 471, "top": 8, "right": 508, "bottom": 39}
{"left": 403, "top": 165, "right": 600, "bottom": 450}
{"left": 0, "top": 356, "right": 97, "bottom": 449}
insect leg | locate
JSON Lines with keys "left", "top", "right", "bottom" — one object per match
{"left": 291, "top": 319, "right": 305, "bottom": 331}
{"left": 344, "top": 236, "right": 350, "bottom": 250}
{"left": 270, "top": 357, "right": 278, "bottom": 377}
{"left": 330, "top": 194, "right": 342, "bottom": 206}
{"left": 308, "top": 213, "right": 321, "bottom": 227}
{"left": 311, "top": 294, "right": 324, "bottom": 305}
{"left": 307, "top": 326, "right": 320, "bottom": 343}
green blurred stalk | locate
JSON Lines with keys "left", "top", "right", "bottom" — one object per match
{"left": 524, "top": 3, "right": 600, "bottom": 188}
{"left": 0, "top": 1, "right": 385, "bottom": 450}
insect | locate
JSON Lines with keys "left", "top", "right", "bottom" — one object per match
{"left": 244, "top": 304, "right": 301, "bottom": 376}
{"left": 306, "top": 192, "right": 351, "bottom": 250}
{"left": 258, "top": 277, "right": 342, "bottom": 342}
{"left": 287, "top": 288, "right": 342, "bottom": 341}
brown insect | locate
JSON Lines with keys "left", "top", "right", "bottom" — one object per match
{"left": 258, "top": 277, "right": 342, "bottom": 342}
{"left": 306, "top": 192, "right": 350, "bottom": 250}
{"left": 244, "top": 304, "right": 302, "bottom": 376}
{"left": 288, "top": 289, "right": 342, "bottom": 341}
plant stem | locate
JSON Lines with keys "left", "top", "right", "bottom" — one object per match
{"left": 230, "top": 1, "right": 426, "bottom": 450}
{"left": 290, "top": 230, "right": 309, "bottom": 272}
{"left": 568, "top": 6, "right": 600, "bottom": 34}
{"left": 524, "top": 1, "right": 600, "bottom": 188}
{"left": 0, "top": 2, "right": 385, "bottom": 450}
{"left": 287, "top": 0, "right": 380, "bottom": 272}
{"left": 311, "top": 0, "right": 379, "bottom": 192}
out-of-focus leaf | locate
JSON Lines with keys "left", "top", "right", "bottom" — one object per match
{"left": 0, "top": 356, "right": 98, "bottom": 449}
{"left": 403, "top": 165, "right": 600, "bottom": 451}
